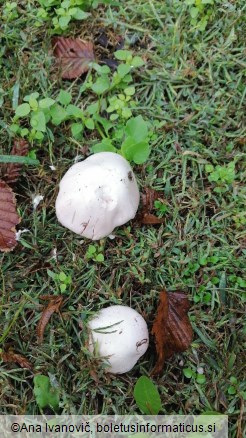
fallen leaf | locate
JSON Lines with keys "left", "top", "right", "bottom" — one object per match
{"left": 89, "top": 369, "right": 100, "bottom": 384}
{"left": 37, "top": 296, "right": 63, "bottom": 343}
{"left": 151, "top": 290, "right": 193, "bottom": 375}
{"left": 0, "top": 180, "right": 21, "bottom": 252}
{"left": 142, "top": 187, "right": 160, "bottom": 211}
{"left": 52, "top": 37, "right": 95, "bottom": 79}
{"left": 237, "top": 137, "right": 246, "bottom": 146}
{"left": 1, "top": 350, "right": 32, "bottom": 370}
{"left": 142, "top": 213, "right": 165, "bottom": 224}
{"left": 137, "top": 187, "right": 165, "bottom": 225}
{"left": 1, "top": 139, "right": 29, "bottom": 185}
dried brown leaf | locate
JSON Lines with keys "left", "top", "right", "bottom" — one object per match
{"left": 52, "top": 37, "right": 95, "bottom": 79}
{"left": 0, "top": 180, "right": 21, "bottom": 252}
{"left": 151, "top": 290, "right": 193, "bottom": 375}
{"left": 142, "top": 188, "right": 160, "bottom": 212}
{"left": 37, "top": 296, "right": 64, "bottom": 343}
{"left": 137, "top": 188, "right": 165, "bottom": 225}
{"left": 1, "top": 139, "right": 29, "bottom": 185}
{"left": 1, "top": 350, "right": 32, "bottom": 370}
{"left": 142, "top": 213, "right": 165, "bottom": 224}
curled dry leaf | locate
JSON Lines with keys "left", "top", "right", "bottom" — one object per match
{"left": 37, "top": 296, "right": 64, "bottom": 343}
{"left": 0, "top": 139, "right": 29, "bottom": 185}
{"left": 151, "top": 290, "right": 193, "bottom": 375}
{"left": 1, "top": 350, "right": 32, "bottom": 370}
{"left": 0, "top": 180, "right": 21, "bottom": 252}
{"left": 137, "top": 187, "right": 165, "bottom": 225}
{"left": 52, "top": 37, "right": 95, "bottom": 79}
{"left": 142, "top": 187, "right": 160, "bottom": 211}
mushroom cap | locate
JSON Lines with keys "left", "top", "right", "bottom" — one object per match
{"left": 88, "top": 305, "right": 149, "bottom": 374}
{"left": 55, "top": 152, "right": 140, "bottom": 240}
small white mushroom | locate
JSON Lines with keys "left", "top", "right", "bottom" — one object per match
{"left": 55, "top": 152, "right": 140, "bottom": 240}
{"left": 88, "top": 305, "right": 149, "bottom": 374}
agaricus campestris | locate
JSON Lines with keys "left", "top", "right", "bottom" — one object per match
{"left": 55, "top": 152, "right": 140, "bottom": 240}
{"left": 88, "top": 305, "right": 149, "bottom": 374}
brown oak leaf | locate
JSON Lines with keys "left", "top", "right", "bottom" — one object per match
{"left": 1, "top": 350, "right": 32, "bottom": 370}
{"left": 1, "top": 139, "right": 29, "bottom": 185}
{"left": 0, "top": 180, "right": 21, "bottom": 252}
{"left": 151, "top": 290, "right": 193, "bottom": 375}
{"left": 52, "top": 37, "right": 95, "bottom": 79}
{"left": 37, "top": 296, "right": 64, "bottom": 343}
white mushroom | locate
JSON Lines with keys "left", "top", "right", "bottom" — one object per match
{"left": 87, "top": 305, "right": 149, "bottom": 374}
{"left": 55, "top": 152, "right": 140, "bottom": 240}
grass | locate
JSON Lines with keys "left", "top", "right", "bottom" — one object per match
{"left": 0, "top": 0, "right": 245, "bottom": 435}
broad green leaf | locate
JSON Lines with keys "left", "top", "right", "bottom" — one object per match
{"left": 190, "top": 7, "right": 199, "bottom": 18}
{"left": 33, "top": 375, "right": 60, "bottom": 411}
{"left": 60, "top": 283, "right": 67, "bottom": 293}
{"left": 58, "top": 15, "right": 71, "bottom": 28}
{"left": 121, "top": 138, "right": 150, "bottom": 164}
{"left": 196, "top": 374, "right": 206, "bottom": 384}
{"left": 61, "top": 0, "right": 70, "bottom": 7}
{"left": 47, "top": 269, "right": 58, "bottom": 280}
{"left": 59, "top": 272, "right": 67, "bottom": 282}
{"left": 114, "top": 50, "right": 132, "bottom": 61}
{"left": 72, "top": 8, "right": 90, "bottom": 20}
{"left": 87, "top": 102, "right": 99, "bottom": 115}
{"left": 87, "top": 245, "right": 97, "bottom": 255}
{"left": 99, "top": 65, "right": 111, "bottom": 74}
{"left": 57, "top": 90, "right": 72, "bottom": 106}
{"left": 85, "top": 118, "right": 95, "bottom": 130}
{"left": 30, "top": 111, "right": 46, "bottom": 132}
{"left": 183, "top": 368, "right": 193, "bottom": 378}
{"left": 10, "top": 123, "right": 19, "bottom": 133}
{"left": 29, "top": 97, "right": 39, "bottom": 110}
{"left": 134, "top": 376, "right": 161, "bottom": 415}
{"left": 49, "top": 104, "right": 68, "bottom": 125}
{"left": 109, "top": 113, "right": 119, "bottom": 121}
{"left": 71, "top": 122, "right": 83, "bottom": 138}
{"left": 117, "top": 64, "right": 132, "bottom": 78}
{"left": 21, "top": 128, "right": 29, "bottom": 136}
{"left": 66, "top": 104, "right": 83, "bottom": 118}
{"left": 92, "top": 139, "right": 116, "bottom": 154}
{"left": 39, "top": 98, "right": 56, "bottom": 109}
{"left": 93, "top": 114, "right": 113, "bottom": 134}
{"left": 35, "top": 131, "right": 44, "bottom": 141}
{"left": 131, "top": 56, "right": 145, "bottom": 67}
{"left": 15, "top": 103, "right": 30, "bottom": 117}
{"left": 95, "top": 253, "right": 104, "bottom": 262}
{"left": 124, "top": 86, "right": 135, "bottom": 96}
{"left": 121, "top": 108, "right": 132, "bottom": 119}
{"left": 91, "top": 76, "right": 111, "bottom": 95}
{"left": 23, "top": 92, "right": 39, "bottom": 102}
{"left": 125, "top": 115, "right": 148, "bottom": 142}
{"left": 56, "top": 7, "right": 65, "bottom": 15}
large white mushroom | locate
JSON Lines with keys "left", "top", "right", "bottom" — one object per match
{"left": 87, "top": 305, "right": 149, "bottom": 374}
{"left": 55, "top": 152, "right": 140, "bottom": 240}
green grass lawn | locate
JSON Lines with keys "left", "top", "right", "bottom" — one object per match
{"left": 0, "top": 0, "right": 245, "bottom": 435}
